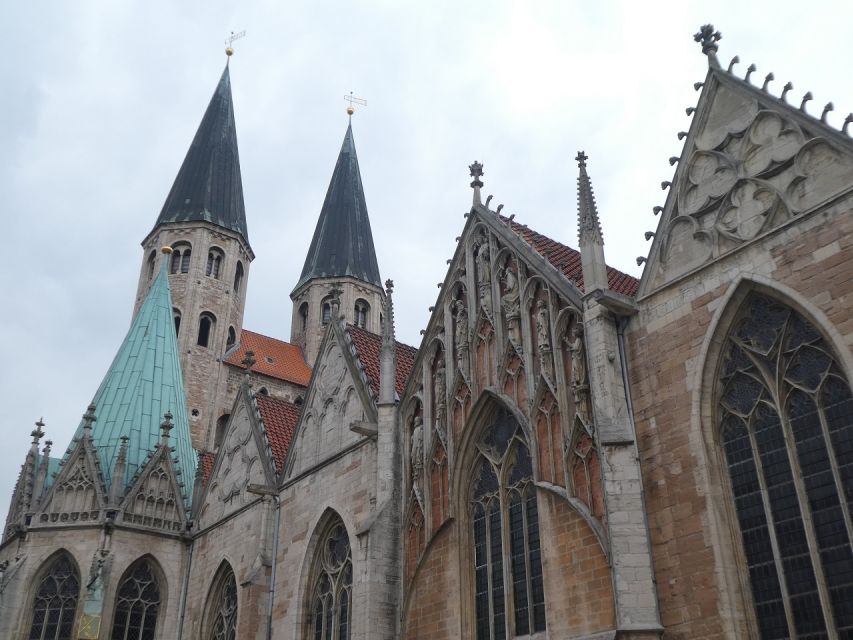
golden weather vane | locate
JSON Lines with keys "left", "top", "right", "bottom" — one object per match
{"left": 344, "top": 91, "right": 367, "bottom": 120}
{"left": 225, "top": 30, "right": 247, "bottom": 57}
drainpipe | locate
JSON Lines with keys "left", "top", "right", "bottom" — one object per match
{"left": 615, "top": 316, "right": 663, "bottom": 627}
{"left": 177, "top": 532, "right": 194, "bottom": 640}
{"left": 267, "top": 495, "right": 282, "bottom": 640}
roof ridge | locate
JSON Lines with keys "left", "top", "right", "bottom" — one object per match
{"left": 345, "top": 323, "right": 419, "bottom": 353}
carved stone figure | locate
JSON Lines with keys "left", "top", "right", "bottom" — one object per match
{"left": 453, "top": 300, "right": 469, "bottom": 375}
{"left": 501, "top": 262, "right": 521, "bottom": 350}
{"left": 410, "top": 416, "right": 424, "bottom": 506}
{"left": 535, "top": 299, "right": 553, "bottom": 381}
{"left": 475, "top": 239, "right": 492, "bottom": 312}
{"left": 433, "top": 357, "right": 447, "bottom": 440}
{"left": 566, "top": 322, "right": 591, "bottom": 426}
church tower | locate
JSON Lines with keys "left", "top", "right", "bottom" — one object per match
{"left": 290, "top": 119, "right": 384, "bottom": 364}
{"left": 133, "top": 58, "right": 253, "bottom": 447}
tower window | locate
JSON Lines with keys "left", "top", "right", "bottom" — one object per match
{"left": 321, "top": 302, "right": 331, "bottom": 325}
{"left": 354, "top": 299, "right": 369, "bottom": 329}
{"left": 146, "top": 250, "right": 156, "bottom": 281}
{"left": 206, "top": 248, "right": 224, "bottom": 279}
{"left": 197, "top": 313, "right": 216, "bottom": 348}
{"left": 226, "top": 326, "right": 236, "bottom": 349}
{"left": 214, "top": 414, "right": 230, "bottom": 448}
{"left": 234, "top": 261, "right": 244, "bottom": 293}
{"left": 170, "top": 242, "right": 192, "bottom": 275}
{"left": 173, "top": 308, "right": 182, "bottom": 337}
{"left": 299, "top": 302, "right": 309, "bottom": 333}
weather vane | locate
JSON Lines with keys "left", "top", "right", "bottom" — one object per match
{"left": 225, "top": 30, "right": 247, "bottom": 57}
{"left": 344, "top": 91, "right": 367, "bottom": 120}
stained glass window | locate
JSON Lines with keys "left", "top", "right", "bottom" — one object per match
{"left": 110, "top": 559, "right": 160, "bottom": 640}
{"left": 207, "top": 565, "right": 237, "bottom": 640}
{"left": 27, "top": 554, "right": 79, "bottom": 640}
{"left": 309, "top": 519, "right": 352, "bottom": 640}
{"left": 719, "top": 293, "right": 853, "bottom": 638}
{"left": 472, "top": 408, "right": 545, "bottom": 639}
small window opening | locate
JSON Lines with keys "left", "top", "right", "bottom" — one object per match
{"left": 233, "top": 261, "right": 244, "bottom": 293}
{"left": 206, "top": 249, "right": 223, "bottom": 279}
{"left": 146, "top": 251, "right": 156, "bottom": 281}
{"left": 299, "top": 302, "right": 309, "bottom": 332}
{"left": 226, "top": 327, "right": 236, "bottom": 349}
{"left": 214, "top": 414, "right": 230, "bottom": 448}
{"left": 173, "top": 308, "right": 182, "bottom": 337}
{"left": 197, "top": 313, "right": 215, "bottom": 348}
{"left": 295, "top": 396, "right": 304, "bottom": 406}
{"left": 258, "top": 387, "right": 269, "bottom": 396}
{"left": 321, "top": 303, "right": 331, "bottom": 325}
{"left": 354, "top": 299, "right": 369, "bottom": 329}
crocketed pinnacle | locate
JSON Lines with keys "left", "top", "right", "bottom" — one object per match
{"left": 155, "top": 64, "right": 249, "bottom": 244}
{"left": 294, "top": 123, "right": 382, "bottom": 292}
{"left": 576, "top": 151, "right": 603, "bottom": 245}
{"left": 65, "top": 260, "right": 196, "bottom": 503}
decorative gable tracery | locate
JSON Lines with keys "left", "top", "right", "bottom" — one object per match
{"left": 37, "top": 430, "right": 106, "bottom": 525}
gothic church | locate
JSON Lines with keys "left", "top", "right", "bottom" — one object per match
{"left": 3, "top": 25, "right": 853, "bottom": 640}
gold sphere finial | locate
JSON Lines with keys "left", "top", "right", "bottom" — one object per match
{"left": 225, "top": 46, "right": 234, "bottom": 57}
{"left": 161, "top": 246, "right": 173, "bottom": 255}
{"left": 346, "top": 106, "right": 355, "bottom": 116}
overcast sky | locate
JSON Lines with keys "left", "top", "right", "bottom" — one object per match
{"left": 2, "top": 1, "right": 851, "bottom": 519}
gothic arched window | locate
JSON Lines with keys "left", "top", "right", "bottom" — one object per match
{"left": 205, "top": 564, "right": 238, "bottom": 640}
{"left": 110, "top": 558, "right": 161, "bottom": 640}
{"left": 299, "top": 302, "right": 309, "bottom": 333}
{"left": 308, "top": 517, "right": 353, "bottom": 640}
{"left": 321, "top": 299, "right": 332, "bottom": 326}
{"left": 27, "top": 553, "right": 79, "bottom": 640}
{"left": 354, "top": 300, "right": 369, "bottom": 329}
{"left": 173, "top": 308, "right": 181, "bottom": 337}
{"left": 169, "top": 243, "right": 192, "bottom": 275}
{"left": 226, "top": 327, "right": 236, "bottom": 349}
{"left": 470, "top": 407, "right": 545, "bottom": 639}
{"left": 718, "top": 293, "right": 853, "bottom": 638}
{"left": 146, "top": 251, "right": 156, "bottom": 282}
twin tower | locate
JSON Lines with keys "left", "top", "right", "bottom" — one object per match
{"left": 132, "top": 62, "right": 384, "bottom": 450}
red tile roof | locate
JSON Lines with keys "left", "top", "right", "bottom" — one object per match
{"left": 198, "top": 450, "right": 216, "bottom": 488}
{"left": 346, "top": 326, "right": 418, "bottom": 399}
{"left": 256, "top": 394, "right": 301, "bottom": 473}
{"left": 225, "top": 330, "right": 312, "bottom": 386}
{"left": 504, "top": 218, "right": 640, "bottom": 297}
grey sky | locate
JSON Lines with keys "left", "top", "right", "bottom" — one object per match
{"left": 2, "top": 1, "right": 852, "bottom": 519}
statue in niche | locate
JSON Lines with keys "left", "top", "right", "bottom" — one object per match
{"left": 410, "top": 415, "right": 424, "bottom": 507}
{"left": 535, "top": 299, "right": 554, "bottom": 381}
{"left": 475, "top": 238, "right": 492, "bottom": 313}
{"left": 453, "top": 299, "right": 469, "bottom": 376}
{"left": 433, "top": 357, "right": 447, "bottom": 441}
{"left": 501, "top": 261, "right": 522, "bottom": 350}
{"left": 566, "top": 322, "right": 591, "bottom": 426}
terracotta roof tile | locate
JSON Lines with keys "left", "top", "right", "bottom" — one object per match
{"left": 346, "top": 326, "right": 418, "bottom": 399}
{"left": 225, "top": 330, "right": 312, "bottom": 386}
{"left": 256, "top": 394, "right": 301, "bottom": 473}
{"left": 503, "top": 217, "right": 640, "bottom": 297}
{"left": 198, "top": 450, "right": 216, "bottom": 488}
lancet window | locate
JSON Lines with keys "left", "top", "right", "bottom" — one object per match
{"left": 197, "top": 313, "right": 216, "bottom": 348}
{"left": 146, "top": 251, "right": 156, "bottom": 282}
{"left": 308, "top": 518, "right": 353, "bottom": 640}
{"left": 718, "top": 293, "right": 853, "bottom": 638}
{"left": 206, "top": 565, "right": 238, "bottom": 640}
{"left": 233, "top": 261, "right": 244, "bottom": 293}
{"left": 471, "top": 408, "right": 545, "bottom": 639}
{"left": 206, "top": 248, "right": 224, "bottom": 279}
{"left": 110, "top": 558, "right": 161, "bottom": 640}
{"left": 354, "top": 300, "right": 369, "bottom": 329}
{"left": 27, "top": 554, "right": 79, "bottom": 640}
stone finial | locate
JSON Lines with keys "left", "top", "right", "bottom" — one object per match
{"left": 761, "top": 72, "right": 774, "bottom": 91}
{"left": 693, "top": 24, "right": 722, "bottom": 65}
{"left": 469, "top": 160, "right": 484, "bottom": 206}
{"left": 117, "top": 435, "right": 129, "bottom": 463}
{"left": 575, "top": 150, "right": 588, "bottom": 169}
{"left": 31, "top": 418, "right": 45, "bottom": 444}
{"left": 745, "top": 63, "right": 756, "bottom": 83}
{"left": 821, "top": 102, "right": 834, "bottom": 123}
{"left": 385, "top": 279, "right": 394, "bottom": 295}
{"left": 82, "top": 404, "right": 97, "bottom": 435}
{"left": 241, "top": 350, "right": 256, "bottom": 372}
{"left": 160, "top": 412, "right": 174, "bottom": 442}
{"left": 781, "top": 82, "right": 794, "bottom": 102}
{"left": 43, "top": 440, "right": 53, "bottom": 456}
{"left": 800, "top": 92, "right": 813, "bottom": 112}
{"left": 576, "top": 150, "right": 604, "bottom": 247}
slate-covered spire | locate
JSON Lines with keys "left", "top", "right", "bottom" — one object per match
{"left": 154, "top": 64, "right": 249, "bottom": 243}
{"left": 294, "top": 123, "right": 382, "bottom": 291}
{"left": 576, "top": 151, "right": 608, "bottom": 293}
{"left": 66, "top": 249, "right": 196, "bottom": 502}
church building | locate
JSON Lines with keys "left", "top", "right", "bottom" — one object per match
{"left": 2, "top": 25, "right": 853, "bottom": 640}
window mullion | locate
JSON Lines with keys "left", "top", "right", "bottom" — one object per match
{"left": 777, "top": 403, "right": 838, "bottom": 639}
{"left": 745, "top": 417, "right": 799, "bottom": 638}
{"left": 521, "top": 484, "right": 534, "bottom": 630}
{"left": 485, "top": 498, "right": 495, "bottom": 640}
{"left": 816, "top": 394, "right": 853, "bottom": 558}
{"left": 500, "top": 486, "right": 514, "bottom": 637}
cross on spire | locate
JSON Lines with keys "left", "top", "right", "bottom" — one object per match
{"left": 344, "top": 92, "right": 367, "bottom": 120}
{"left": 575, "top": 151, "right": 588, "bottom": 169}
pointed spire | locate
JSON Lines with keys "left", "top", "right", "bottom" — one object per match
{"left": 576, "top": 152, "right": 609, "bottom": 293}
{"left": 576, "top": 151, "right": 603, "bottom": 246}
{"left": 294, "top": 123, "right": 382, "bottom": 291}
{"left": 379, "top": 279, "right": 397, "bottom": 405}
{"left": 64, "top": 252, "right": 196, "bottom": 504}
{"left": 154, "top": 64, "right": 249, "bottom": 243}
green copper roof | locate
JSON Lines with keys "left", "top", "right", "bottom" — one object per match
{"left": 68, "top": 260, "right": 195, "bottom": 502}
